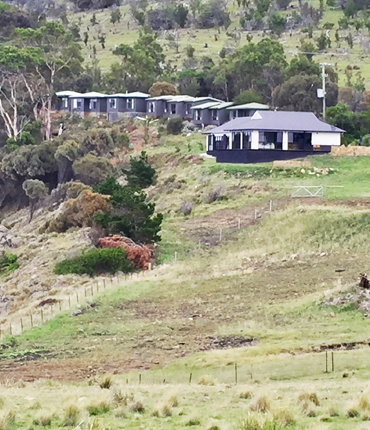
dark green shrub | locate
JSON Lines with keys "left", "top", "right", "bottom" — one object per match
{"left": 54, "top": 248, "right": 133, "bottom": 276}
{"left": 125, "top": 151, "right": 156, "bottom": 188}
{"left": 0, "top": 252, "right": 19, "bottom": 274}
{"left": 167, "top": 116, "right": 183, "bottom": 135}
{"left": 94, "top": 177, "right": 163, "bottom": 243}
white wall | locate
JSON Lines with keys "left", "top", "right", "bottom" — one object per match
{"left": 251, "top": 130, "right": 259, "bottom": 149}
{"left": 312, "top": 132, "right": 341, "bottom": 147}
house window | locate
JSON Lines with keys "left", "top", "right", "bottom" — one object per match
{"left": 170, "top": 103, "right": 176, "bottom": 115}
{"left": 127, "top": 98, "right": 134, "bottom": 110}
{"left": 89, "top": 99, "right": 97, "bottom": 110}
{"left": 62, "top": 98, "right": 68, "bottom": 109}
{"left": 212, "top": 110, "right": 218, "bottom": 121}
{"left": 109, "top": 98, "right": 117, "bottom": 109}
{"left": 195, "top": 110, "right": 201, "bottom": 121}
{"left": 148, "top": 102, "right": 155, "bottom": 113}
{"left": 186, "top": 104, "right": 192, "bottom": 115}
{"left": 73, "top": 99, "right": 82, "bottom": 110}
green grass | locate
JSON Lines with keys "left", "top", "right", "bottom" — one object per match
{"left": 66, "top": 2, "right": 370, "bottom": 88}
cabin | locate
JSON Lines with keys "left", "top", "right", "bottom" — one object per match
{"left": 55, "top": 91, "right": 83, "bottom": 112}
{"left": 227, "top": 102, "right": 269, "bottom": 120}
{"left": 192, "top": 101, "right": 233, "bottom": 127}
{"left": 206, "top": 111, "right": 344, "bottom": 164}
{"left": 67, "top": 92, "right": 107, "bottom": 118}
{"left": 146, "top": 95, "right": 195, "bottom": 119}
{"left": 107, "top": 92, "right": 149, "bottom": 121}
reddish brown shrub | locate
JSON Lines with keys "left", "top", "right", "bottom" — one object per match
{"left": 48, "top": 190, "right": 111, "bottom": 233}
{"left": 97, "top": 235, "right": 154, "bottom": 270}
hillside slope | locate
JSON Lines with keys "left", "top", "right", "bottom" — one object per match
{"left": 2, "top": 129, "right": 370, "bottom": 427}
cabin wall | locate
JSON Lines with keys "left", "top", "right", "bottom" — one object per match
{"left": 312, "top": 132, "right": 341, "bottom": 147}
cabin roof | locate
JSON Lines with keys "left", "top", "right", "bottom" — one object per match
{"left": 206, "top": 111, "right": 345, "bottom": 134}
{"left": 227, "top": 102, "right": 269, "bottom": 110}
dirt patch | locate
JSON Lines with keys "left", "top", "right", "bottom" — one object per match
{"left": 37, "top": 298, "right": 58, "bottom": 308}
{"left": 201, "top": 336, "right": 258, "bottom": 351}
{"left": 311, "top": 341, "right": 370, "bottom": 352}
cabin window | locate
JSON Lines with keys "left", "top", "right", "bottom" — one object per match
{"left": 62, "top": 98, "right": 68, "bottom": 109}
{"left": 186, "top": 103, "right": 192, "bottom": 115}
{"left": 89, "top": 99, "right": 97, "bottom": 110}
{"left": 212, "top": 110, "right": 218, "bottom": 121}
{"left": 230, "top": 111, "right": 237, "bottom": 119}
{"left": 170, "top": 103, "right": 176, "bottom": 115}
{"left": 109, "top": 98, "right": 117, "bottom": 109}
{"left": 127, "top": 98, "right": 134, "bottom": 109}
{"left": 195, "top": 110, "right": 201, "bottom": 121}
{"left": 148, "top": 102, "right": 155, "bottom": 113}
{"left": 73, "top": 99, "right": 82, "bottom": 110}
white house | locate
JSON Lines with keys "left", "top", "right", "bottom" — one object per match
{"left": 206, "top": 111, "right": 344, "bottom": 164}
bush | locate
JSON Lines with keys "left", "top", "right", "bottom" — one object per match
{"left": 47, "top": 190, "right": 111, "bottom": 233}
{"left": 180, "top": 201, "right": 193, "bottom": 216}
{"left": 125, "top": 151, "right": 156, "bottom": 188}
{"left": 0, "top": 252, "right": 19, "bottom": 275}
{"left": 362, "top": 134, "right": 370, "bottom": 146}
{"left": 167, "top": 116, "right": 183, "bottom": 135}
{"left": 98, "top": 374, "right": 113, "bottom": 389}
{"left": 250, "top": 396, "right": 270, "bottom": 413}
{"left": 54, "top": 248, "right": 133, "bottom": 277}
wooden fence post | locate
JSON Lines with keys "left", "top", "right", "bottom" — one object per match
{"left": 41, "top": 309, "right": 44, "bottom": 324}
{"left": 235, "top": 363, "right": 238, "bottom": 384}
{"left": 30, "top": 313, "right": 33, "bottom": 328}
{"left": 20, "top": 318, "right": 23, "bottom": 333}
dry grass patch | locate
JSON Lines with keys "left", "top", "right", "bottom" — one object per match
{"left": 198, "top": 375, "right": 216, "bottom": 386}
{"left": 0, "top": 411, "right": 15, "bottom": 430}
{"left": 112, "top": 388, "right": 134, "bottom": 406}
{"left": 240, "top": 391, "right": 253, "bottom": 400}
{"left": 98, "top": 374, "right": 113, "bottom": 389}
{"left": 250, "top": 396, "right": 270, "bottom": 413}
{"left": 63, "top": 404, "right": 80, "bottom": 427}
{"left": 33, "top": 413, "right": 53, "bottom": 427}
{"left": 129, "top": 400, "right": 145, "bottom": 413}
{"left": 272, "top": 408, "right": 295, "bottom": 427}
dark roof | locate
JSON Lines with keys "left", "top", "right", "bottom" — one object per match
{"left": 206, "top": 111, "right": 345, "bottom": 134}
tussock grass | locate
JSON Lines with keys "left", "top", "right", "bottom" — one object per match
{"left": 33, "top": 413, "right": 52, "bottom": 426}
{"left": 87, "top": 401, "right": 111, "bottom": 416}
{"left": 347, "top": 407, "right": 360, "bottom": 418}
{"left": 359, "top": 391, "right": 370, "bottom": 412}
{"left": 0, "top": 411, "right": 15, "bottom": 430}
{"left": 198, "top": 375, "right": 216, "bottom": 386}
{"left": 272, "top": 408, "right": 295, "bottom": 427}
{"left": 240, "top": 391, "right": 253, "bottom": 400}
{"left": 63, "top": 404, "right": 80, "bottom": 427}
{"left": 185, "top": 418, "right": 201, "bottom": 426}
{"left": 98, "top": 374, "right": 113, "bottom": 389}
{"left": 112, "top": 389, "right": 134, "bottom": 406}
{"left": 129, "top": 400, "right": 144, "bottom": 413}
{"left": 250, "top": 396, "right": 270, "bottom": 413}
{"left": 238, "top": 413, "right": 282, "bottom": 430}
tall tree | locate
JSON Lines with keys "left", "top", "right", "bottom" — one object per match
{"left": 16, "top": 21, "right": 83, "bottom": 140}
{"left": 112, "top": 32, "right": 165, "bottom": 92}
{"left": 0, "top": 45, "right": 43, "bottom": 140}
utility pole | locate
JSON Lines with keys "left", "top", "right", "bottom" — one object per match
{"left": 320, "top": 62, "right": 329, "bottom": 121}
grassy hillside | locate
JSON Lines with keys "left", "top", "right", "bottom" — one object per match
{"left": 2, "top": 128, "right": 370, "bottom": 428}
{"left": 69, "top": 3, "right": 370, "bottom": 88}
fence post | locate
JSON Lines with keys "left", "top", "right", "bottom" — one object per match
{"left": 270, "top": 200, "right": 273, "bottom": 211}
{"left": 68, "top": 296, "right": 71, "bottom": 308}
{"left": 9, "top": 322, "right": 12, "bottom": 335}
{"left": 139, "top": 374, "right": 142, "bottom": 384}
{"left": 76, "top": 292, "right": 79, "bottom": 304}
{"left": 175, "top": 252, "right": 178, "bottom": 262}
{"left": 235, "top": 363, "right": 238, "bottom": 384}
{"left": 30, "top": 313, "right": 33, "bottom": 328}
{"left": 103, "top": 279, "right": 106, "bottom": 289}
{"left": 332, "top": 351, "right": 335, "bottom": 372}
{"left": 84, "top": 287, "right": 87, "bottom": 298}
{"left": 97, "top": 281, "right": 99, "bottom": 293}
{"left": 59, "top": 301, "right": 61, "bottom": 311}
{"left": 219, "top": 228, "right": 222, "bottom": 242}
{"left": 255, "top": 209, "right": 258, "bottom": 220}
{"left": 325, "top": 351, "right": 328, "bottom": 373}
{"left": 189, "top": 373, "right": 192, "bottom": 384}
{"left": 41, "top": 309, "right": 44, "bottom": 324}
{"left": 238, "top": 218, "right": 241, "bottom": 230}
{"left": 20, "top": 318, "right": 23, "bottom": 333}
